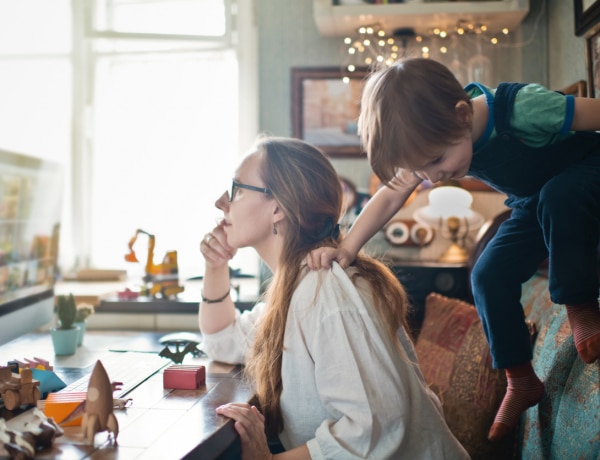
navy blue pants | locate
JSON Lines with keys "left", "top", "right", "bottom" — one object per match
{"left": 471, "top": 152, "right": 600, "bottom": 369}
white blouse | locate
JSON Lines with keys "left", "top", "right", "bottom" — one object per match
{"left": 201, "top": 263, "right": 469, "bottom": 460}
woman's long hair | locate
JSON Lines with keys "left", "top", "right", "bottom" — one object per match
{"left": 244, "top": 136, "right": 410, "bottom": 437}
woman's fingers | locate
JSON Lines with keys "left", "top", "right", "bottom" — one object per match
{"left": 216, "top": 403, "right": 272, "bottom": 460}
{"left": 200, "top": 226, "right": 235, "bottom": 264}
{"left": 216, "top": 403, "right": 263, "bottom": 434}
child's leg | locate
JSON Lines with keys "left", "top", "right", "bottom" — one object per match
{"left": 538, "top": 155, "right": 600, "bottom": 363}
{"left": 471, "top": 208, "right": 549, "bottom": 440}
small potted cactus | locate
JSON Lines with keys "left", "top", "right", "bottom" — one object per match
{"left": 50, "top": 294, "right": 80, "bottom": 355}
{"left": 74, "top": 302, "right": 94, "bottom": 346}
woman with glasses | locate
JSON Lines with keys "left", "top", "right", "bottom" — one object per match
{"left": 199, "top": 136, "right": 468, "bottom": 459}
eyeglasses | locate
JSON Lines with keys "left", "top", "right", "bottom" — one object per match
{"left": 228, "top": 180, "right": 271, "bottom": 202}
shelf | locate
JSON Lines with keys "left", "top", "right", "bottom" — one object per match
{"left": 313, "top": 0, "right": 530, "bottom": 36}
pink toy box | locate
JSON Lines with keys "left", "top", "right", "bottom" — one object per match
{"left": 163, "top": 365, "right": 205, "bottom": 390}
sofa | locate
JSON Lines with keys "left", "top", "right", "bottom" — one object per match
{"left": 413, "top": 269, "right": 600, "bottom": 459}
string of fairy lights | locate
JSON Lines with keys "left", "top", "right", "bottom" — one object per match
{"left": 342, "top": 22, "right": 511, "bottom": 85}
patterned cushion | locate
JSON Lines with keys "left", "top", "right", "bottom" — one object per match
{"left": 415, "top": 292, "right": 516, "bottom": 460}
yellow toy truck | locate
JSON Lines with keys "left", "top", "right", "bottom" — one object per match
{"left": 124, "top": 229, "right": 185, "bottom": 299}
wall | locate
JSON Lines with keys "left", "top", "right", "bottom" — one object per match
{"left": 547, "top": 0, "right": 588, "bottom": 90}
{"left": 255, "top": 0, "right": 376, "bottom": 190}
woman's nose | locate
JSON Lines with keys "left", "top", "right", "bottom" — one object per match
{"left": 215, "top": 191, "right": 229, "bottom": 210}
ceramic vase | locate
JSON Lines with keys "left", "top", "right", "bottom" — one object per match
{"left": 50, "top": 326, "right": 80, "bottom": 355}
{"left": 74, "top": 321, "right": 86, "bottom": 346}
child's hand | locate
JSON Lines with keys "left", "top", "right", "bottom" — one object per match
{"left": 307, "top": 247, "right": 354, "bottom": 270}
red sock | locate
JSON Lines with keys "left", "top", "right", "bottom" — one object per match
{"left": 488, "top": 362, "right": 544, "bottom": 441}
{"left": 566, "top": 301, "right": 600, "bottom": 364}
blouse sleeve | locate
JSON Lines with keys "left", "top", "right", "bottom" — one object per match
{"left": 200, "top": 302, "right": 266, "bottom": 365}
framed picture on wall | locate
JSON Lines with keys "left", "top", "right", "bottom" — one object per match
{"left": 291, "top": 67, "right": 369, "bottom": 158}
{"left": 558, "top": 80, "right": 587, "bottom": 96}
{"left": 586, "top": 23, "right": 600, "bottom": 97}
{"left": 575, "top": 0, "right": 600, "bottom": 36}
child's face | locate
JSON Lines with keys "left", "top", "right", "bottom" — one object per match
{"left": 413, "top": 131, "right": 473, "bottom": 184}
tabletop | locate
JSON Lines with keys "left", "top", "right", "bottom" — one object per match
{"left": 0, "top": 331, "right": 253, "bottom": 459}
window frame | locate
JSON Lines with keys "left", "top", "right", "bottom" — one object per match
{"left": 68, "top": 0, "right": 259, "bottom": 280}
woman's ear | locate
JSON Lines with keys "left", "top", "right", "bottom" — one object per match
{"left": 455, "top": 100, "right": 473, "bottom": 128}
{"left": 272, "top": 203, "right": 285, "bottom": 226}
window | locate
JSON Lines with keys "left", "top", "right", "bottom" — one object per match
{"left": 0, "top": 1, "right": 71, "bottom": 172}
{"left": 0, "top": 0, "right": 258, "bottom": 281}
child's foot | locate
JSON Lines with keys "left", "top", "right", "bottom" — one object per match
{"left": 488, "top": 370, "right": 544, "bottom": 441}
{"left": 566, "top": 302, "right": 600, "bottom": 364}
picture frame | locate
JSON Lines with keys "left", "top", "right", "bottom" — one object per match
{"left": 558, "top": 80, "right": 587, "bottom": 97}
{"left": 575, "top": 0, "right": 600, "bottom": 36}
{"left": 291, "top": 67, "right": 369, "bottom": 158}
{"left": 586, "top": 23, "right": 600, "bottom": 97}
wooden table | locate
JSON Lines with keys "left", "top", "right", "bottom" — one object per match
{"left": 0, "top": 331, "right": 253, "bottom": 459}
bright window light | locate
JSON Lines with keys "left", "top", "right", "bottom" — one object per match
{"left": 0, "top": 0, "right": 252, "bottom": 281}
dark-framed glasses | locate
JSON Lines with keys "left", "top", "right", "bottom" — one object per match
{"left": 229, "top": 180, "right": 271, "bottom": 202}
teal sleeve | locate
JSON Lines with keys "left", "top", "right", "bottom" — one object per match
{"left": 510, "top": 84, "right": 571, "bottom": 147}
{"left": 561, "top": 95, "right": 575, "bottom": 136}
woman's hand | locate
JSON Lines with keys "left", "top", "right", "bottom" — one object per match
{"left": 216, "top": 403, "right": 274, "bottom": 460}
{"left": 306, "top": 246, "right": 354, "bottom": 270}
{"left": 200, "top": 221, "right": 236, "bottom": 268}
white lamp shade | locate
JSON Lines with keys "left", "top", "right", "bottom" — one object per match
{"left": 413, "top": 186, "right": 484, "bottom": 230}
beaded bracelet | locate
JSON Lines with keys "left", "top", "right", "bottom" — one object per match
{"left": 201, "top": 289, "right": 230, "bottom": 304}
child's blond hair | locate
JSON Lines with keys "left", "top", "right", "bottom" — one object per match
{"left": 359, "top": 58, "right": 472, "bottom": 185}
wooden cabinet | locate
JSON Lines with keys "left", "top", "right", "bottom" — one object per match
{"left": 313, "top": 0, "right": 530, "bottom": 36}
{"left": 391, "top": 261, "right": 470, "bottom": 337}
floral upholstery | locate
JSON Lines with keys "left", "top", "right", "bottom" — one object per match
{"left": 519, "top": 273, "right": 600, "bottom": 460}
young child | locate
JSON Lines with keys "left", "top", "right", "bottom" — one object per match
{"left": 307, "top": 57, "right": 600, "bottom": 441}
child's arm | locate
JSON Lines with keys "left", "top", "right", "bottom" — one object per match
{"left": 571, "top": 96, "right": 600, "bottom": 131}
{"left": 307, "top": 175, "right": 421, "bottom": 269}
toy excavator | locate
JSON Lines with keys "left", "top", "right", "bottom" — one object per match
{"left": 124, "top": 229, "right": 184, "bottom": 299}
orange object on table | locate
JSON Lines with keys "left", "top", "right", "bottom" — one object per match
{"left": 44, "top": 391, "right": 87, "bottom": 427}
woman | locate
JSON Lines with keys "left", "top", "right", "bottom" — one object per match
{"left": 199, "top": 136, "right": 468, "bottom": 459}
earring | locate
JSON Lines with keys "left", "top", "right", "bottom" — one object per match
{"left": 273, "top": 223, "right": 278, "bottom": 235}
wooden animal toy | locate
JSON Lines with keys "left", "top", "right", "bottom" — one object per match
{"left": 0, "top": 408, "right": 63, "bottom": 459}
{"left": 81, "top": 360, "right": 119, "bottom": 444}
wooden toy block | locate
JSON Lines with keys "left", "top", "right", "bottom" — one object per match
{"left": 163, "top": 365, "right": 206, "bottom": 390}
